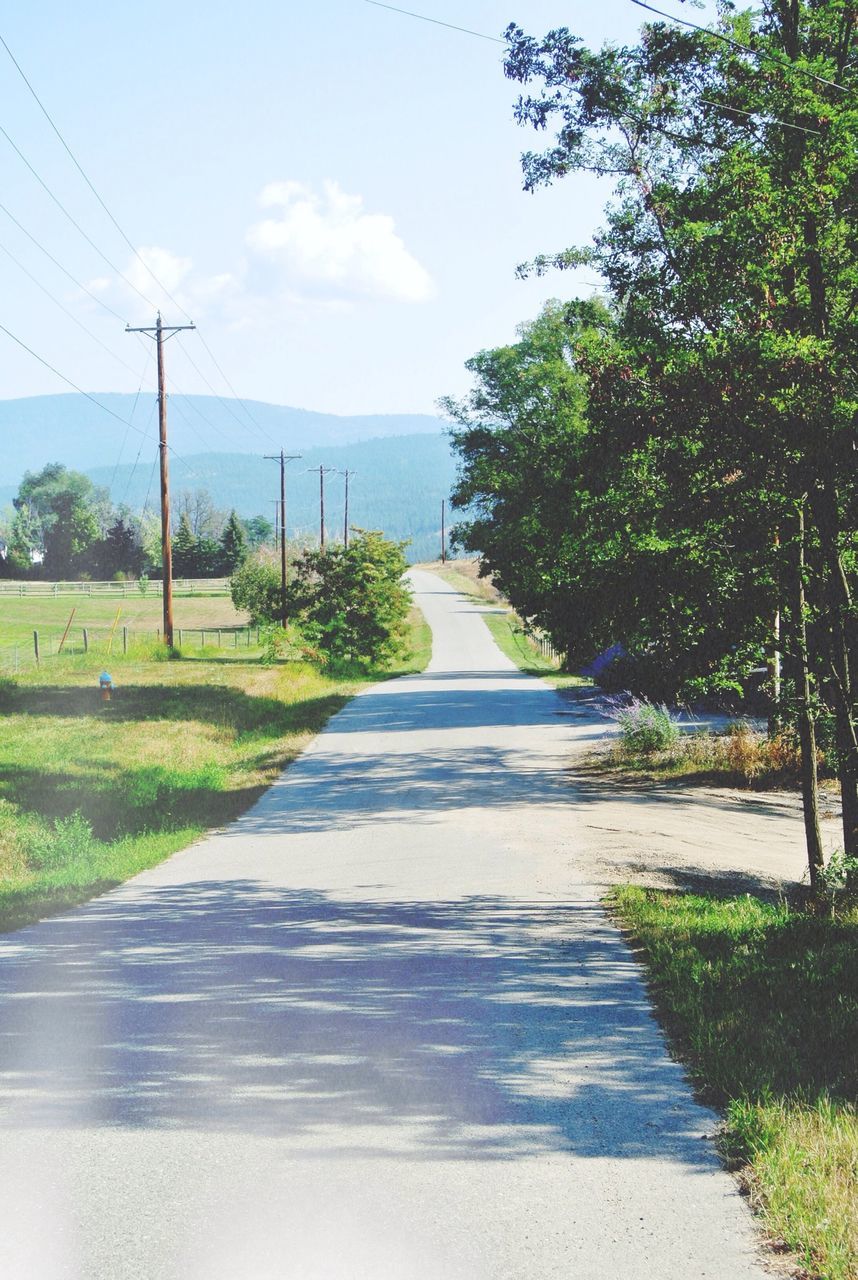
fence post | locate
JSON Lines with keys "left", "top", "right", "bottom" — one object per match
{"left": 33, "top": 631, "right": 39, "bottom": 665}
{"left": 201, "top": 629, "right": 206, "bottom": 648}
{"left": 82, "top": 628, "right": 89, "bottom": 653}
{"left": 217, "top": 629, "right": 222, "bottom": 648}
{"left": 123, "top": 626, "right": 128, "bottom": 655}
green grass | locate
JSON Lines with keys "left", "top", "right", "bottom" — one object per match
{"left": 0, "top": 608, "right": 431, "bottom": 933}
{"left": 0, "top": 590, "right": 246, "bottom": 653}
{"left": 418, "top": 562, "right": 586, "bottom": 690}
{"left": 611, "top": 886, "right": 858, "bottom": 1280}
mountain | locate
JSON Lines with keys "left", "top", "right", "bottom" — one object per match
{"left": 0, "top": 393, "right": 449, "bottom": 485}
{"left": 88, "top": 436, "right": 458, "bottom": 564}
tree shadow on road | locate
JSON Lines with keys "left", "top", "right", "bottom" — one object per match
{"left": 0, "top": 880, "right": 721, "bottom": 1169}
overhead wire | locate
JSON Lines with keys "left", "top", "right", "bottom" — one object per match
{"left": 0, "top": 320, "right": 158, "bottom": 442}
{"left": 363, "top": 1, "right": 504, "bottom": 44}
{"left": 0, "top": 234, "right": 157, "bottom": 379}
{"left": 363, "top": 0, "right": 841, "bottom": 136}
{"left": 110, "top": 351, "right": 154, "bottom": 491}
{"left": 0, "top": 28, "right": 275, "bottom": 455}
{"left": 0, "top": 121, "right": 160, "bottom": 314}
{"left": 0, "top": 199, "right": 127, "bottom": 323}
{"left": 627, "top": 0, "right": 849, "bottom": 94}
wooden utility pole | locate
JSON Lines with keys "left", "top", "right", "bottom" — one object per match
{"left": 339, "top": 470, "right": 355, "bottom": 548}
{"left": 441, "top": 499, "right": 447, "bottom": 564}
{"left": 309, "top": 466, "right": 335, "bottom": 551}
{"left": 264, "top": 451, "right": 301, "bottom": 626}
{"left": 126, "top": 312, "right": 195, "bottom": 647}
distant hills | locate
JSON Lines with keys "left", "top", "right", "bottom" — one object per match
{"left": 0, "top": 394, "right": 461, "bottom": 564}
{"left": 0, "top": 393, "right": 449, "bottom": 480}
{"left": 90, "top": 437, "right": 457, "bottom": 563}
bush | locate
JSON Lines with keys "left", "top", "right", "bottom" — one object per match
{"left": 286, "top": 530, "right": 411, "bottom": 670}
{"left": 26, "top": 811, "right": 97, "bottom": 870}
{"left": 230, "top": 553, "right": 282, "bottom": 624}
{"left": 610, "top": 696, "right": 681, "bottom": 754}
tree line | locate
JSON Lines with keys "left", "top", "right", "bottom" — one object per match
{"left": 0, "top": 462, "right": 273, "bottom": 580}
{"left": 447, "top": 2, "right": 857, "bottom": 886}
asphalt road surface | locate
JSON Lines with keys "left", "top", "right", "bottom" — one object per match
{"left": 0, "top": 570, "right": 769, "bottom": 1279}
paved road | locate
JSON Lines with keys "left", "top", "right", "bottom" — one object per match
{"left": 0, "top": 571, "right": 768, "bottom": 1279}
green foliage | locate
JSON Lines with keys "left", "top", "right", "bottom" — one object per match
{"left": 27, "top": 810, "right": 98, "bottom": 870}
{"left": 219, "top": 509, "right": 248, "bottom": 574}
{"left": 610, "top": 697, "right": 681, "bottom": 754}
{"left": 229, "top": 553, "right": 283, "bottom": 624}
{"left": 286, "top": 530, "right": 411, "bottom": 670}
{"left": 613, "top": 887, "right": 858, "bottom": 1279}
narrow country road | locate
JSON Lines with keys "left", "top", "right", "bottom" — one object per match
{"left": 0, "top": 570, "right": 768, "bottom": 1279}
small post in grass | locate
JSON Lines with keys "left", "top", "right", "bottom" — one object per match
{"left": 107, "top": 606, "right": 122, "bottom": 656}
{"left": 57, "top": 607, "right": 77, "bottom": 655}
{"left": 33, "top": 630, "right": 39, "bottom": 665}
{"left": 82, "top": 628, "right": 89, "bottom": 653}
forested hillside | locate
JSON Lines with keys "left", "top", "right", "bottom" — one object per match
{"left": 88, "top": 435, "right": 456, "bottom": 563}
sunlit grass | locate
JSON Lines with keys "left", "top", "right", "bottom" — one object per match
{"left": 0, "top": 607, "right": 431, "bottom": 932}
{"left": 612, "top": 886, "right": 858, "bottom": 1280}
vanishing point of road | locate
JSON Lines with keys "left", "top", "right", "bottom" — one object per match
{"left": 0, "top": 570, "right": 768, "bottom": 1279}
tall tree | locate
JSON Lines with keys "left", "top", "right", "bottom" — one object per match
{"left": 484, "top": 3, "right": 856, "bottom": 875}
{"left": 15, "top": 463, "right": 105, "bottom": 579}
{"left": 219, "top": 510, "right": 248, "bottom": 575}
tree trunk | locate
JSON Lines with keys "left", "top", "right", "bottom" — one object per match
{"left": 791, "top": 502, "right": 824, "bottom": 891}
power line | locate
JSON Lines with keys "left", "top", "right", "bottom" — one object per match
{"left": 698, "top": 96, "right": 821, "bottom": 136}
{"left": 0, "top": 32, "right": 277, "bottom": 445}
{"left": 0, "top": 120, "right": 159, "bottom": 313}
{"left": 119, "top": 402, "right": 158, "bottom": 508}
{"left": 363, "top": 0, "right": 504, "bottom": 45}
{"left": 0, "top": 234, "right": 156, "bottom": 378}
{"left": 362, "top": 1, "right": 829, "bottom": 139}
{"left": 628, "top": 0, "right": 849, "bottom": 93}
{"left": 174, "top": 335, "right": 279, "bottom": 446}
{"left": 110, "top": 352, "right": 154, "bottom": 490}
{"left": 0, "top": 200, "right": 127, "bottom": 323}
{"left": 0, "top": 320, "right": 157, "bottom": 442}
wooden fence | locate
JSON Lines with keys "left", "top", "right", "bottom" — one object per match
{"left": 0, "top": 578, "right": 231, "bottom": 598}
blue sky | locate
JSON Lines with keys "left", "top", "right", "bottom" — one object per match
{"left": 0, "top": 1, "right": 652, "bottom": 422}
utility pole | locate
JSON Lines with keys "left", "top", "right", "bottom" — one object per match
{"left": 264, "top": 451, "right": 301, "bottom": 626}
{"left": 338, "top": 470, "right": 355, "bottom": 548}
{"left": 308, "top": 466, "right": 335, "bottom": 551}
{"left": 126, "top": 312, "right": 195, "bottom": 647}
{"left": 441, "top": 498, "right": 447, "bottom": 564}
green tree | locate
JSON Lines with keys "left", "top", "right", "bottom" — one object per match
{"left": 219, "top": 510, "right": 248, "bottom": 575}
{"left": 286, "top": 530, "right": 411, "bottom": 669}
{"left": 171, "top": 513, "right": 198, "bottom": 578}
{"left": 494, "top": 3, "right": 858, "bottom": 881}
{"left": 230, "top": 552, "right": 283, "bottom": 625}
{"left": 242, "top": 515, "right": 274, "bottom": 549}
{"left": 15, "top": 463, "right": 106, "bottom": 579}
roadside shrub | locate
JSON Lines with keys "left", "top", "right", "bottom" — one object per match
{"left": 611, "top": 696, "right": 681, "bottom": 754}
{"left": 230, "top": 553, "right": 282, "bottom": 624}
{"left": 285, "top": 530, "right": 411, "bottom": 670}
{"left": 27, "top": 811, "right": 97, "bottom": 870}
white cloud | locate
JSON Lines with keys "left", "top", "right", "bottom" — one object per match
{"left": 246, "top": 180, "right": 435, "bottom": 304}
{"left": 87, "top": 247, "right": 238, "bottom": 323}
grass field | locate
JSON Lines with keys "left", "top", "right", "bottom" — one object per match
{"left": 613, "top": 887, "right": 858, "bottom": 1280}
{"left": 0, "top": 591, "right": 245, "bottom": 654}
{"left": 0, "top": 605, "right": 431, "bottom": 933}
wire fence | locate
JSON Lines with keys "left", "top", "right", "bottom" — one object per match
{"left": 0, "top": 578, "right": 231, "bottom": 598}
{"left": 0, "top": 625, "right": 262, "bottom": 675}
